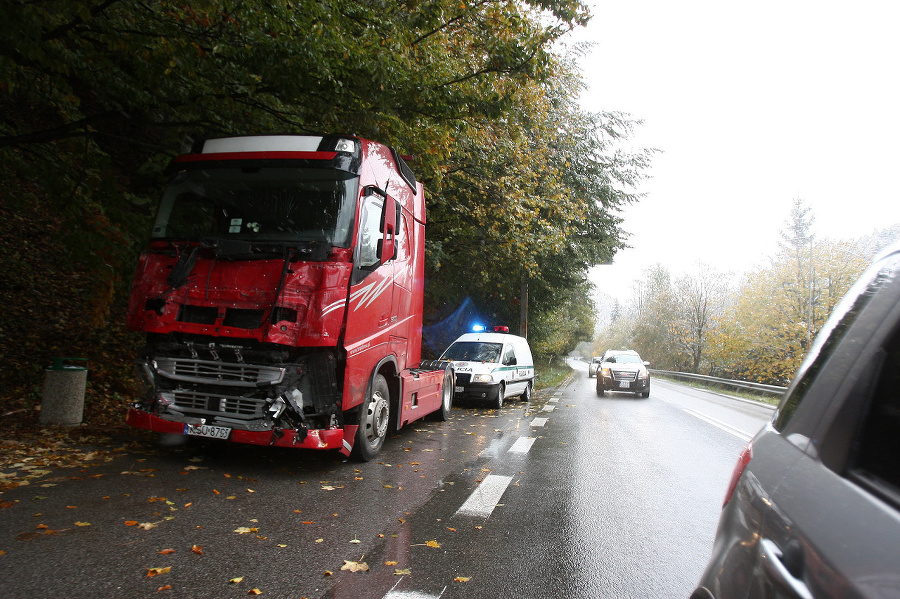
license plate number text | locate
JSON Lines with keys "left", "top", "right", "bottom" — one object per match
{"left": 184, "top": 424, "right": 231, "bottom": 440}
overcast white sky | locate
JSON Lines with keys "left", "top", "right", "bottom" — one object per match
{"left": 564, "top": 0, "right": 900, "bottom": 303}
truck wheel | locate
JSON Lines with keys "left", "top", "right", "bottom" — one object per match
{"left": 520, "top": 380, "right": 533, "bottom": 402}
{"left": 492, "top": 383, "right": 505, "bottom": 410}
{"left": 435, "top": 366, "right": 454, "bottom": 421}
{"left": 353, "top": 374, "right": 390, "bottom": 461}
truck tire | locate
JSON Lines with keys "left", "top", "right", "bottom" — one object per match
{"left": 353, "top": 374, "right": 390, "bottom": 461}
{"left": 435, "top": 366, "right": 454, "bottom": 421}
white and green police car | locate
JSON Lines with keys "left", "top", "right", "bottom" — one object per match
{"left": 439, "top": 328, "right": 535, "bottom": 408}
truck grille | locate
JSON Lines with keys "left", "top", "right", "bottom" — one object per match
{"left": 154, "top": 358, "right": 285, "bottom": 387}
{"left": 455, "top": 373, "right": 471, "bottom": 385}
{"left": 171, "top": 390, "right": 266, "bottom": 420}
{"left": 611, "top": 370, "right": 638, "bottom": 382}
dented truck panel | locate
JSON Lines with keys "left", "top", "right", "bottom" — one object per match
{"left": 125, "top": 135, "right": 449, "bottom": 458}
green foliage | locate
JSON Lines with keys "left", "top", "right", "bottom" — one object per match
{"left": 529, "top": 279, "right": 596, "bottom": 358}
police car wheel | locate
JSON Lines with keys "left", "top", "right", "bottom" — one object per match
{"left": 492, "top": 383, "right": 505, "bottom": 409}
{"left": 520, "top": 381, "right": 532, "bottom": 402}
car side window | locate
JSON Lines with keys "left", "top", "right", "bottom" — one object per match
{"left": 851, "top": 335, "right": 900, "bottom": 497}
{"left": 503, "top": 346, "right": 517, "bottom": 366}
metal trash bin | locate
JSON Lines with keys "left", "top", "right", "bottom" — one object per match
{"left": 41, "top": 357, "right": 88, "bottom": 426}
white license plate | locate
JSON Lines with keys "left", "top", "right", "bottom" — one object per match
{"left": 184, "top": 423, "right": 231, "bottom": 439}
{"left": 618, "top": 381, "right": 631, "bottom": 389}
{"left": 455, "top": 386, "right": 465, "bottom": 393}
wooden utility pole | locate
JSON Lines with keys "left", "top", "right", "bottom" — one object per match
{"left": 520, "top": 276, "right": 528, "bottom": 339}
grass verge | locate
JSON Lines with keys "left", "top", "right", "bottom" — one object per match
{"left": 534, "top": 357, "right": 574, "bottom": 391}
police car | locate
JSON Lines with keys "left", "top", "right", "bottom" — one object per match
{"left": 439, "top": 326, "right": 535, "bottom": 408}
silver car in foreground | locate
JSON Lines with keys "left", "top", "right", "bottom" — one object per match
{"left": 692, "top": 244, "right": 900, "bottom": 599}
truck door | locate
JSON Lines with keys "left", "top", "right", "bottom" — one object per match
{"left": 344, "top": 190, "right": 397, "bottom": 352}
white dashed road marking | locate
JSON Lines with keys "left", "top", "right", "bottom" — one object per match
{"left": 508, "top": 437, "right": 536, "bottom": 453}
{"left": 542, "top": 405, "right": 555, "bottom": 412}
{"left": 530, "top": 417, "right": 548, "bottom": 427}
{"left": 455, "top": 474, "right": 514, "bottom": 518}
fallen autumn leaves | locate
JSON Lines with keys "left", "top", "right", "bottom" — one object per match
{"left": 0, "top": 410, "right": 499, "bottom": 597}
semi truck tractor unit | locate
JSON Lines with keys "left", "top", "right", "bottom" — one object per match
{"left": 126, "top": 135, "right": 453, "bottom": 460}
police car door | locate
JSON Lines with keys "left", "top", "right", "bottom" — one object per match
{"left": 502, "top": 343, "right": 523, "bottom": 395}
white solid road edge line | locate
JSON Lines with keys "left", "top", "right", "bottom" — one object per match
{"left": 455, "top": 474, "right": 514, "bottom": 518}
{"left": 682, "top": 408, "right": 753, "bottom": 442}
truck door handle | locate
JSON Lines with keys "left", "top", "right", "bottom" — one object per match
{"left": 759, "top": 538, "right": 813, "bottom": 599}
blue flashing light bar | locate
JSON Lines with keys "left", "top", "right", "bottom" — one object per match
{"left": 471, "top": 324, "right": 487, "bottom": 332}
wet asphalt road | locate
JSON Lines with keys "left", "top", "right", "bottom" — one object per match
{"left": 0, "top": 362, "right": 774, "bottom": 598}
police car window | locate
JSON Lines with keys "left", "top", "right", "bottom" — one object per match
{"left": 774, "top": 256, "right": 900, "bottom": 431}
{"left": 503, "top": 346, "right": 516, "bottom": 365}
{"left": 443, "top": 342, "right": 502, "bottom": 363}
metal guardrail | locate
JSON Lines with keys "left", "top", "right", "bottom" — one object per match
{"left": 650, "top": 370, "right": 787, "bottom": 397}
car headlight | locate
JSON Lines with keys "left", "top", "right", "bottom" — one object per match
{"left": 472, "top": 374, "right": 494, "bottom": 383}
{"left": 637, "top": 369, "right": 648, "bottom": 380}
{"left": 601, "top": 367, "right": 610, "bottom": 377}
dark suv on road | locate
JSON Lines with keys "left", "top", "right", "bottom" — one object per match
{"left": 595, "top": 350, "right": 650, "bottom": 398}
{"left": 692, "top": 244, "right": 900, "bottom": 599}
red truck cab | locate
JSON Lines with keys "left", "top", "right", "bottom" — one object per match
{"left": 126, "top": 135, "right": 453, "bottom": 460}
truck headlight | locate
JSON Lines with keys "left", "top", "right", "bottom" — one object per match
{"left": 472, "top": 374, "right": 494, "bottom": 383}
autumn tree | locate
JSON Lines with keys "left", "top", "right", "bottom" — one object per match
{"left": 672, "top": 264, "right": 730, "bottom": 372}
{"left": 708, "top": 205, "right": 872, "bottom": 384}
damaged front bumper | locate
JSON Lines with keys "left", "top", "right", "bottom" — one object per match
{"left": 126, "top": 408, "right": 356, "bottom": 455}
{"left": 129, "top": 343, "right": 354, "bottom": 454}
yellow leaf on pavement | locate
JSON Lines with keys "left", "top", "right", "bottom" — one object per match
{"left": 146, "top": 566, "right": 171, "bottom": 578}
{"left": 234, "top": 527, "right": 258, "bottom": 534}
{"left": 425, "top": 540, "right": 440, "bottom": 548}
{"left": 341, "top": 560, "right": 369, "bottom": 573}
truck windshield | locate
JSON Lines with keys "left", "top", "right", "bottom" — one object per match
{"left": 441, "top": 342, "right": 503, "bottom": 363}
{"left": 151, "top": 167, "right": 359, "bottom": 248}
